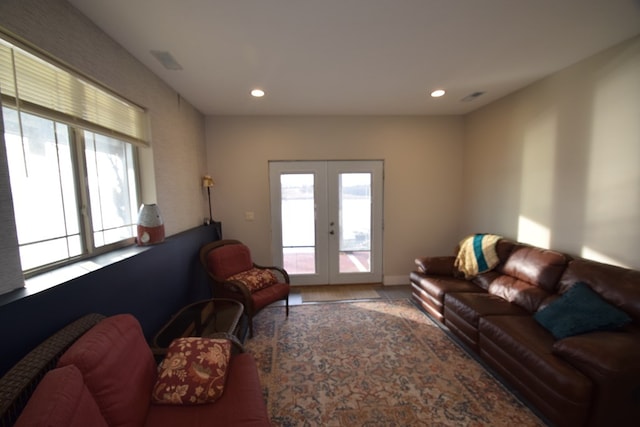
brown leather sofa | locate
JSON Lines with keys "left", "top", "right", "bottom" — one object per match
{"left": 410, "top": 237, "right": 640, "bottom": 427}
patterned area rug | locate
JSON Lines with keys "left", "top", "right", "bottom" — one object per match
{"left": 245, "top": 299, "right": 545, "bottom": 427}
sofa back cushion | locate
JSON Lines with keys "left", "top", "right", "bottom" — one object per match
{"left": 497, "top": 244, "right": 569, "bottom": 292}
{"left": 558, "top": 258, "right": 640, "bottom": 323}
{"left": 58, "top": 314, "right": 157, "bottom": 427}
{"left": 483, "top": 242, "right": 569, "bottom": 312}
{"left": 14, "top": 365, "right": 108, "bottom": 427}
{"left": 207, "top": 243, "right": 254, "bottom": 279}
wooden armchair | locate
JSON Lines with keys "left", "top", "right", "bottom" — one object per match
{"left": 199, "top": 239, "right": 290, "bottom": 337}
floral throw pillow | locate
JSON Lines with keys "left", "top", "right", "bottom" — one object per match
{"left": 228, "top": 268, "right": 278, "bottom": 293}
{"left": 152, "top": 337, "right": 231, "bottom": 405}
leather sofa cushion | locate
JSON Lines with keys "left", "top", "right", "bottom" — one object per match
{"left": 479, "top": 315, "right": 592, "bottom": 404}
{"left": 410, "top": 271, "right": 480, "bottom": 303}
{"left": 487, "top": 275, "right": 551, "bottom": 313}
{"left": 552, "top": 330, "right": 640, "bottom": 378}
{"left": 497, "top": 244, "right": 568, "bottom": 292}
{"left": 145, "top": 353, "right": 271, "bottom": 427}
{"left": 58, "top": 314, "right": 157, "bottom": 427}
{"left": 14, "top": 365, "right": 108, "bottom": 427}
{"left": 414, "top": 256, "right": 456, "bottom": 275}
{"left": 559, "top": 258, "right": 640, "bottom": 323}
{"left": 445, "top": 292, "right": 528, "bottom": 327}
{"left": 552, "top": 330, "right": 640, "bottom": 427}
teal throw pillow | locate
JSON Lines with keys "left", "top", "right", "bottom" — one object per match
{"left": 534, "top": 282, "right": 631, "bottom": 339}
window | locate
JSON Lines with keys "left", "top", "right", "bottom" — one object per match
{"left": 0, "top": 35, "right": 149, "bottom": 277}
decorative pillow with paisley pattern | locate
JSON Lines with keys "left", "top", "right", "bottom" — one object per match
{"left": 228, "top": 268, "right": 278, "bottom": 293}
{"left": 152, "top": 337, "right": 231, "bottom": 405}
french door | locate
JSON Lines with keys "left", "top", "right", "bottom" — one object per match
{"left": 269, "top": 160, "right": 383, "bottom": 285}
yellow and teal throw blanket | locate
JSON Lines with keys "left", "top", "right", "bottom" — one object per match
{"left": 454, "top": 234, "right": 502, "bottom": 278}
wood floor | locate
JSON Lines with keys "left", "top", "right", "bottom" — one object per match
{"left": 288, "top": 283, "right": 412, "bottom": 305}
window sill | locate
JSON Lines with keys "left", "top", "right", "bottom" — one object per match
{"left": 0, "top": 245, "right": 150, "bottom": 308}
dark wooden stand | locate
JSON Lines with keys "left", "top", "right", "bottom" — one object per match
{"left": 151, "top": 298, "right": 243, "bottom": 359}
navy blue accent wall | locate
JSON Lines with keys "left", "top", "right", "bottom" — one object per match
{"left": 0, "top": 225, "right": 220, "bottom": 377}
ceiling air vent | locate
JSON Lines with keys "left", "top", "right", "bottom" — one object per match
{"left": 150, "top": 50, "right": 183, "bottom": 70}
{"left": 461, "top": 91, "right": 485, "bottom": 102}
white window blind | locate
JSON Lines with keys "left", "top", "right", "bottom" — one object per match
{"left": 0, "top": 38, "right": 149, "bottom": 146}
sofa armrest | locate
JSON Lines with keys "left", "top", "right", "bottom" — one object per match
{"left": 0, "top": 314, "right": 105, "bottom": 427}
{"left": 552, "top": 330, "right": 640, "bottom": 425}
{"left": 414, "top": 256, "right": 456, "bottom": 276}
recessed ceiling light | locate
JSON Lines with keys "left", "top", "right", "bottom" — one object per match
{"left": 251, "top": 89, "right": 265, "bottom": 97}
{"left": 430, "top": 89, "right": 446, "bottom": 98}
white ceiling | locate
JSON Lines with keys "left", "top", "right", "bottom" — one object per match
{"left": 68, "top": 0, "right": 640, "bottom": 116}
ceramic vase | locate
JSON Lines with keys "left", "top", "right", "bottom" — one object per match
{"left": 137, "top": 203, "right": 165, "bottom": 245}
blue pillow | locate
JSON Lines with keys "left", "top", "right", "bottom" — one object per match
{"left": 534, "top": 282, "right": 631, "bottom": 339}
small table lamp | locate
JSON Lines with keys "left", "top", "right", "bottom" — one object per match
{"left": 137, "top": 203, "right": 164, "bottom": 245}
{"left": 203, "top": 175, "right": 215, "bottom": 225}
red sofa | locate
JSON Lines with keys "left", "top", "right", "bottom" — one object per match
{"left": 12, "top": 314, "right": 271, "bottom": 427}
{"left": 411, "top": 237, "right": 640, "bottom": 427}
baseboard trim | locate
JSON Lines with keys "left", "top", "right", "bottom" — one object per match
{"left": 383, "top": 275, "right": 409, "bottom": 286}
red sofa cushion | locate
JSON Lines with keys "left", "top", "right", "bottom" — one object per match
{"left": 14, "top": 365, "right": 107, "bottom": 427}
{"left": 58, "top": 314, "right": 157, "bottom": 427}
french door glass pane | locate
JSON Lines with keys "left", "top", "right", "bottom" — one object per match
{"left": 85, "top": 131, "right": 138, "bottom": 247}
{"left": 281, "top": 173, "right": 315, "bottom": 274}
{"left": 338, "top": 173, "right": 371, "bottom": 273}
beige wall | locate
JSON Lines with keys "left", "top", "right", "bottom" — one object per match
{"left": 206, "top": 116, "right": 465, "bottom": 283}
{"left": 463, "top": 36, "right": 640, "bottom": 269}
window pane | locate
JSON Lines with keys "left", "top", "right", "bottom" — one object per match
{"left": 2, "top": 36, "right": 144, "bottom": 276}
{"left": 19, "top": 236, "right": 81, "bottom": 271}
{"left": 3, "top": 107, "right": 81, "bottom": 270}
{"left": 281, "top": 174, "right": 315, "bottom": 274}
{"left": 339, "top": 173, "right": 371, "bottom": 273}
{"left": 85, "top": 131, "right": 138, "bottom": 247}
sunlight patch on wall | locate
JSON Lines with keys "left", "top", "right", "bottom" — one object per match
{"left": 583, "top": 46, "right": 640, "bottom": 263}
{"left": 517, "top": 215, "right": 550, "bottom": 249}
{"left": 581, "top": 246, "right": 629, "bottom": 269}
{"left": 518, "top": 108, "right": 556, "bottom": 248}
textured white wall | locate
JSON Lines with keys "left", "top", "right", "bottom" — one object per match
{"left": 463, "top": 36, "right": 640, "bottom": 269}
{"left": 205, "top": 115, "right": 465, "bottom": 283}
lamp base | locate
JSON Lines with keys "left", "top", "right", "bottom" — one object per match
{"left": 137, "top": 224, "right": 165, "bottom": 245}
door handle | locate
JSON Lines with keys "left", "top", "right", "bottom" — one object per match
{"left": 329, "top": 230, "right": 335, "bottom": 235}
